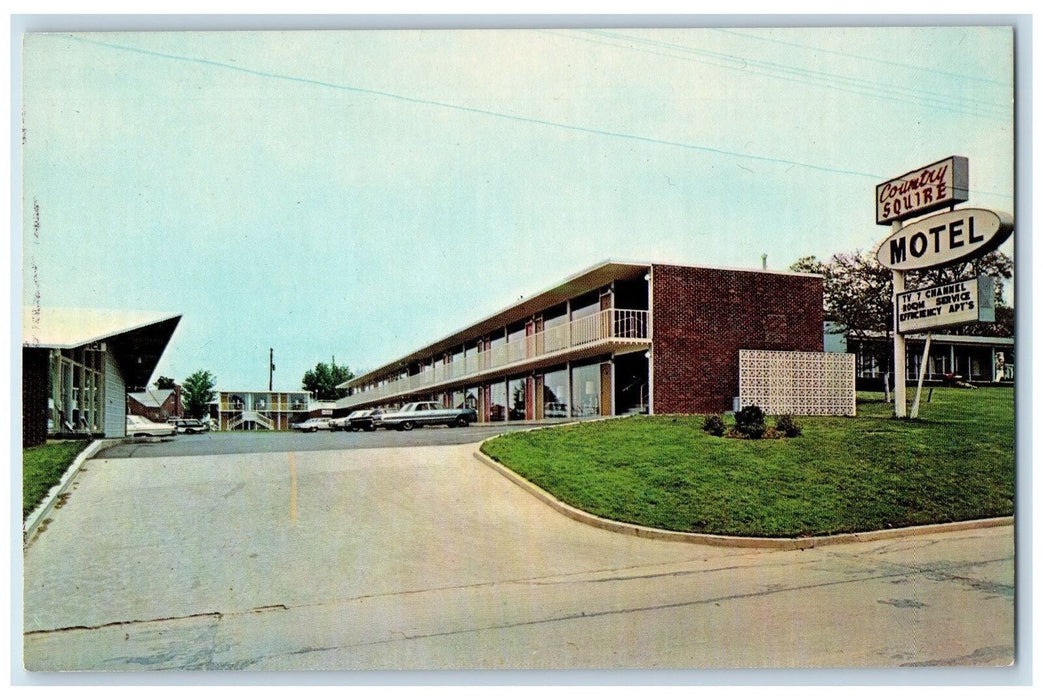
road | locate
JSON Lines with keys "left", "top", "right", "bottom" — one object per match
{"left": 23, "top": 441, "right": 1014, "bottom": 671}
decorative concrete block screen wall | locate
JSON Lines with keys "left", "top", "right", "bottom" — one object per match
{"left": 738, "top": 349, "right": 856, "bottom": 416}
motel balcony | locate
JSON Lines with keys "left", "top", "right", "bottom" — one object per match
{"left": 341, "top": 307, "right": 651, "bottom": 409}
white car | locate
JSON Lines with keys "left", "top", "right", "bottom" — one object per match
{"left": 126, "top": 414, "right": 177, "bottom": 437}
{"left": 292, "top": 417, "right": 332, "bottom": 432}
{"left": 169, "top": 418, "right": 209, "bottom": 434}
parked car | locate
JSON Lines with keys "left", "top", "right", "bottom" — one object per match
{"left": 329, "top": 411, "right": 368, "bottom": 432}
{"left": 379, "top": 402, "right": 478, "bottom": 431}
{"left": 127, "top": 414, "right": 177, "bottom": 437}
{"left": 292, "top": 417, "right": 333, "bottom": 432}
{"left": 169, "top": 418, "right": 209, "bottom": 434}
{"left": 345, "top": 410, "right": 376, "bottom": 431}
{"left": 350, "top": 409, "right": 388, "bottom": 432}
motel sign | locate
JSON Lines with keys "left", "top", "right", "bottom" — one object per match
{"left": 874, "top": 155, "right": 1012, "bottom": 418}
{"left": 876, "top": 155, "right": 969, "bottom": 225}
{"left": 876, "top": 208, "right": 1014, "bottom": 272}
{"left": 895, "top": 276, "right": 995, "bottom": 334}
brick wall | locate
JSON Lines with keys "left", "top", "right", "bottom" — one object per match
{"left": 23, "top": 348, "right": 50, "bottom": 448}
{"left": 127, "top": 386, "right": 183, "bottom": 422}
{"left": 651, "top": 265, "right": 824, "bottom": 414}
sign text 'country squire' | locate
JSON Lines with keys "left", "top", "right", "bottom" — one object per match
{"left": 876, "top": 155, "right": 969, "bottom": 225}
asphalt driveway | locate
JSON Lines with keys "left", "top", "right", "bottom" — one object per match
{"left": 23, "top": 442, "right": 1015, "bottom": 671}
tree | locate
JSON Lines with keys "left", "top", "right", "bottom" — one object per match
{"left": 302, "top": 361, "right": 354, "bottom": 401}
{"left": 155, "top": 376, "right": 176, "bottom": 390}
{"left": 182, "top": 369, "right": 217, "bottom": 419}
{"left": 913, "top": 250, "right": 1013, "bottom": 304}
{"left": 791, "top": 249, "right": 1014, "bottom": 391}
{"left": 791, "top": 251, "right": 895, "bottom": 384}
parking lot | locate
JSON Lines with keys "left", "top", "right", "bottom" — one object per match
{"left": 98, "top": 422, "right": 544, "bottom": 459}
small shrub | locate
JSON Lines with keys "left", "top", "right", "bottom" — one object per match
{"left": 734, "top": 405, "right": 766, "bottom": 439}
{"left": 702, "top": 414, "right": 727, "bottom": 437}
{"left": 775, "top": 413, "right": 803, "bottom": 438}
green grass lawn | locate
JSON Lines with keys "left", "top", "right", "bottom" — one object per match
{"left": 23, "top": 440, "right": 90, "bottom": 521}
{"left": 481, "top": 387, "right": 1015, "bottom": 537}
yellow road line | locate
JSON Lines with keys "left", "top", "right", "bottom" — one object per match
{"left": 288, "top": 452, "right": 298, "bottom": 524}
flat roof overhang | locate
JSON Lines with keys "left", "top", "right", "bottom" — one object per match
{"left": 342, "top": 338, "right": 651, "bottom": 408}
{"left": 343, "top": 260, "right": 651, "bottom": 389}
{"left": 852, "top": 332, "right": 1014, "bottom": 347}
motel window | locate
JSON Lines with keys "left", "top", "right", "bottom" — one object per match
{"left": 507, "top": 323, "right": 527, "bottom": 363}
{"left": 543, "top": 305, "right": 569, "bottom": 353}
{"left": 571, "top": 363, "right": 601, "bottom": 417}
{"left": 508, "top": 377, "right": 526, "bottom": 421}
{"left": 507, "top": 321, "right": 526, "bottom": 340}
{"left": 543, "top": 303, "right": 567, "bottom": 328}
{"left": 571, "top": 292, "right": 601, "bottom": 321}
{"left": 49, "top": 347, "right": 104, "bottom": 435}
{"left": 463, "top": 387, "right": 479, "bottom": 411}
{"left": 507, "top": 323, "right": 526, "bottom": 344}
{"left": 542, "top": 368, "right": 568, "bottom": 418}
{"left": 906, "top": 354, "right": 919, "bottom": 380}
{"left": 489, "top": 381, "right": 507, "bottom": 422}
{"left": 488, "top": 331, "right": 507, "bottom": 368}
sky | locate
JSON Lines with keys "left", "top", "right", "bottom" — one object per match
{"left": 17, "top": 23, "right": 1016, "bottom": 392}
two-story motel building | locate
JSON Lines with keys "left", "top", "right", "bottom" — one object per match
{"left": 338, "top": 260, "right": 825, "bottom": 421}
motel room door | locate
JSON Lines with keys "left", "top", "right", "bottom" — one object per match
{"left": 600, "top": 363, "right": 612, "bottom": 416}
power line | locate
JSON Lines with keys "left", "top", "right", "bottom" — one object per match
{"left": 548, "top": 28, "right": 1006, "bottom": 123}
{"left": 572, "top": 28, "right": 1010, "bottom": 121}
{"left": 712, "top": 27, "right": 1011, "bottom": 87}
{"left": 590, "top": 28, "right": 1010, "bottom": 117}
{"left": 60, "top": 33, "right": 1012, "bottom": 201}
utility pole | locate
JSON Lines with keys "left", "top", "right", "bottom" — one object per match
{"left": 269, "top": 348, "right": 274, "bottom": 391}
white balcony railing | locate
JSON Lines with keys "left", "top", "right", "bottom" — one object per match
{"left": 344, "top": 308, "right": 649, "bottom": 408}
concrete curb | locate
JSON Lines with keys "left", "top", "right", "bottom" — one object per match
{"left": 472, "top": 447, "right": 1013, "bottom": 550}
{"left": 23, "top": 439, "right": 121, "bottom": 546}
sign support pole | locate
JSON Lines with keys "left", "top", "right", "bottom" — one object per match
{"left": 910, "top": 332, "right": 932, "bottom": 419}
{"left": 891, "top": 223, "right": 907, "bottom": 417}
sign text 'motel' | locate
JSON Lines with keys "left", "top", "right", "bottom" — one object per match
{"left": 896, "top": 276, "right": 995, "bottom": 334}
{"left": 876, "top": 155, "right": 969, "bottom": 225}
{"left": 875, "top": 208, "right": 1014, "bottom": 272}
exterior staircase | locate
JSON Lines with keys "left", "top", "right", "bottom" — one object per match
{"left": 227, "top": 410, "right": 274, "bottom": 430}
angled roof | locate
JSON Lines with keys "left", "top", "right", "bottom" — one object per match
{"left": 23, "top": 307, "right": 182, "bottom": 390}
{"left": 22, "top": 307, "right": 181, "bottom": 349}
{"left": 128, "top": 388, "right": 175, "bottom": 408}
